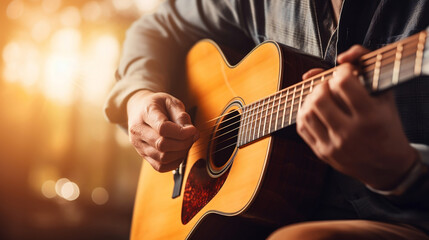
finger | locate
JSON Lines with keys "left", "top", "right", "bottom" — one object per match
{"left": 165, "top": 97, "right": 192, "bottom": 126}
{"left": 145, "top": 105, "right": 196, "bottom": 140}
{"left": 306, "top": 82, "right": 348, "bottom": 132}
{"left": 296, "top": 123, "right": 317, "bottom": 146}
{"left": 297, "top": 106, "right": 330, "bottom": 144}
{"left": 302, "top": 68, "right": 325, "bottom": 80}
{"left": 141, "top": 142, "right": 189, "bottom": 164}
{"left": 144, "top": 155, "right": 184, "bottom": 173}
{"left": 131, "top": 123, "right": 195, "bottom": 152}
{"left": 337, "top": 45, "right": 370, "bottom": 64}
{"left": 330, "top": 63, "right": 372, "bottom": 113}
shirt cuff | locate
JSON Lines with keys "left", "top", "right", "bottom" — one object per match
{"left": 103, "top": 74, "right": 166, "bottom": 128}
{"left": 366, "top": 143, "right": 429, "bottom": 196}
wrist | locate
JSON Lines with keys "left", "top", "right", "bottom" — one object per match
{"left": 126, "top": 89, "right": 155, "bottom": 120}
{"left": 366, "top": 149, "right": 429, "bottom": 196}
{"left": 127, "top": 89, "right": 154, "bottom": 108}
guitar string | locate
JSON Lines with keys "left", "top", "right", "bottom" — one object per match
{"left": 189, "top": 48, "right": 415, "bottom": 153}
{"left": 189, "top": 59, "right": 422, "bottom": 158}
{"left": 188, "top": 47, "right": 421, "bottom": 152}
{"left": 190, "top": 64, "right": 406, "bottom": 158}
{"left": 199, "top": 34, "right": 421, "bottom": 127}
{"left": 197, "top": 37, "right": 421, "bottom": 130}
{"left": 185, "top": 35, "right": 424, "bottom": 154}
{"left": 190, "top": 47, "right": 419, "bottom": 149}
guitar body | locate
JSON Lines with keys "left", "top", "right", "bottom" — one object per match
{"left": 131, "top": 40, "right": 329, "bottom": 239}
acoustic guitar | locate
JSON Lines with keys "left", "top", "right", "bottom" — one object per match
{"left": 130, "top": 29, "right": 429, "bottom": 239}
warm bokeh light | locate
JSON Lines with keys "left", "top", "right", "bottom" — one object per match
{"left": 55, "top": 178, "right": 70, "bottom": 196}
{"left": 41, "top": 180, "right": 57, "bottom": 198}
{"left": 6, "top": 0, "right": 24, "bottom": 19}
{"left": 91, "top": 187, "right": 109, "bottom": 205}
{"left": 81, "top": 34, "right": 120, "bottom": 103}
{"left": 135, "top": 0, "right": 160, "bottom": 12}
{"left": 60, "top": 181, "right": 80, "bottom": 201}
{"left": 41, "top": 0, "right": 62, "bottom": 14}
{"left": 0, "top": 0, "right": 164, "bottom": 239}
{"left": 60, "top": 6, "right": 81, "bottom": 27}
{"left": 82, "top": 1, "right": 102, "bottom": 22}
{"left": 2, "top": 41, "right": 41, "bottom": 88}
{"left": 31, "top": 19, "right": 52, "bottom": 42}
{"left": 112, "top": 0, "right": 134, "bottom": 11}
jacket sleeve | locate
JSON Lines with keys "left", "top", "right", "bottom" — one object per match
{"left": 103, "top": 0, "right": 255, "bottom": 127}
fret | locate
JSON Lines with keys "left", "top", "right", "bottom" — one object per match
{"left": 275, "top": 91, "right": 282, "bottom": 131}
{"left": 372, "top": 53, "right": 382, "bottom": 91}
{"left": 258, "top": 99, "right": 265, "bottom": 139}
{"left": 239, "top": 106, "right": 248, "bottom": 146}
{"left": 248, "top": 102, "right": 255, "bottom": 142}
{"left": 392, "top": 43, "right": 403, "bottom": 85}
{"left": 247, "top": 105, "right": 254, "bottom": 143}
{"left": 268, "top": 95, "right": 276, "bottom": 133}
{"left": 298, "top": 82, "right": 305, "bottom": 111}
{"left": 262, "top": 96, "right": 271, "bottom": 135}
{"left": 262, "top": 98, "right": 268, "bottom": 137}
{"left": 310, "top": 78, "right": 314, "bottom": 93}
{"left": 237, "top": 29, "right": 428, "bottom": 147}
{"left": 289, "top": 86, "right": 297, "bottom": 125}
{"left": 250, "top": 101, "right": 258, "bottom": 141}
{"left": 282, "top": 88, "right": 289, "bottom": 128}
{"left": 414, "top": 31, "right": 427, "bottom": 75}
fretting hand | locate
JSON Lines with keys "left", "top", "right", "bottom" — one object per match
{"left": 296, "top": 45, "right": 419, "bottom": 190}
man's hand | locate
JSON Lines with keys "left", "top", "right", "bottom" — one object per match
{"left": 127, "top": 90, "right": 198, "bottom": 172}
{"left": 297, "top": 45, "right": 418, "bottom": 190}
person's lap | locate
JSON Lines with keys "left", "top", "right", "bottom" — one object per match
{"left": 268, "top": 220, "right": 429, "bottom": 240}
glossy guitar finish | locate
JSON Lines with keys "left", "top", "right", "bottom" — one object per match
{"left": 131, "top": 40, "right": 328, "bottom": 240}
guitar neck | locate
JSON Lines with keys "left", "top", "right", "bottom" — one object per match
{"left": 237, "top": 29, "right": 429, "bottom": 147}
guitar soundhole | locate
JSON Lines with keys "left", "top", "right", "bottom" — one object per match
{"left": 208, "top": 103, "right": 241, "bottom": 176}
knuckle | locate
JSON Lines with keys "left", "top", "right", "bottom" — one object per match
{"left": 296, "top": 121, "right": 306, "bottom": 134}
{"left": 145, "top": 101, "right": 158, "bottom": 114}
{"left": 172, "top": 98, "right": 185, "bottom": 109}
{"left": 158, "top": 152, "right": 167, "bottom": 162}
{"left": 177, "top": 112, "right": 190, "bottom": 123}
{"left": 128, "top": 124, "right": 140, "bottom": 136}
{"left": 312, "top": 92, "right": 326, "bottom": 108}
{"left": 151, "top": 162, "right": 162, "bottom": 172}
{"left": 155, "top": 137, "right": 167, "bottom": 151}
{"left": 156, "top": 121, "right": 168, "bottom": 135}
{"left": 318, "top": 144, "right": 334, "bottom": 159}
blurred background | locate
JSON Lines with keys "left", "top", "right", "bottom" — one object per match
{"left": 0, "top": 0, "right": 163, "bottom": 239}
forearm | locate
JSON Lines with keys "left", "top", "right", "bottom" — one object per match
{"left": 104, "top": 0, "right": 254, "bottom": 126}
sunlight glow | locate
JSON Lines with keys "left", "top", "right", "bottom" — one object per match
{"left": 2, "top": 41, "right": 41, "bottom": 88}
{"left": 43, "top": 28, "right": 81, "bottom": 104}
{"left": 44, "top": 54, "right": 78, "bottom": 104}
{"left": 81, "top": 34, "right": 120, "bottom": 104}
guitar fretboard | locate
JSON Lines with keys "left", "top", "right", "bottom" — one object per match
{"left": 237, "top": 30, "right": 429, "bottom": 147}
